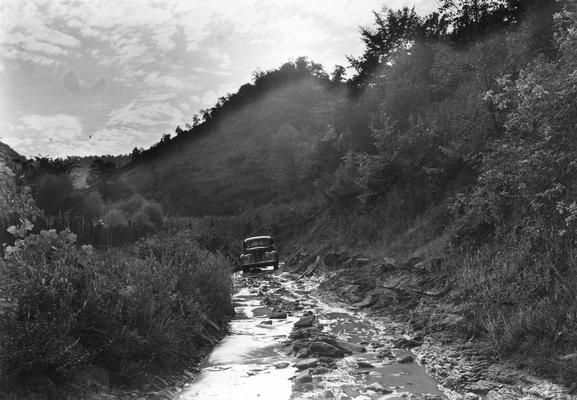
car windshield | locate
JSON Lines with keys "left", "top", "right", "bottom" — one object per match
{"left": 245, "top": 238, "right": 271, "bottom": 248}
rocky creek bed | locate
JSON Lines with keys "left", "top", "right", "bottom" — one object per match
{"left": 174, "top": 269, "right": 450, "bottom": 399}
{"left": 106, "top": 262, "right": 575, "bottom": 400}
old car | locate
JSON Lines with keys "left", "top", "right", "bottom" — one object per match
{"left": 240, "top": 235, "right": 279, "bottom": 273}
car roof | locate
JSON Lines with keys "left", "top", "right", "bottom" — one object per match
{"left": 244, "top": 236, "right": 272, "bottom": 242}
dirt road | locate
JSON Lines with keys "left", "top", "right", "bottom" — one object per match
{"left": 175, "top": 268, "right": 448, "bottom": 400}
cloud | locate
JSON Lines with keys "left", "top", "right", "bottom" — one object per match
{"left": 3, "top": 114, "right": 84, "bottom": 157}
{"left": 106, "top": 99, "right": 183, "bottom": 127}
{"left": 0, "top": 0, "right": 441, "bottom": 158}
{"left": 84, "top": 127, "right": 158, "bottom": 155}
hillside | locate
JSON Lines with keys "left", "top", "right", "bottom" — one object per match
{"left": 120, "top": 78, "right": 331, "bottom": 215}
{"left": 68, "top": 155, "right": 130, "bottom": 189}
{"left": 0, "top": 141, "right": 21, "bottom": 170}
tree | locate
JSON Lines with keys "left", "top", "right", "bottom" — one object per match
{"left": 268, "top": 124, "right": 312, "bottom": 195}
{"left": 330, "top": 65, "right": 346, "bottom": 83}
{"left": 87, "top": 158, "right": 121, "bottom": 201}
{"left": 348, "top": 7, "right": 424, "bottom": 86}
{"left": 33, "top": 173, "right": 74, "bottom": 215}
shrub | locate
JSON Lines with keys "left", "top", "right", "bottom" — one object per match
{"left": 0, "top": 227, "right": 233, "bottom": 385}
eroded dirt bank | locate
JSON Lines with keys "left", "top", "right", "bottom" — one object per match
{"left": 288, "top": 251, "right": 576, "bottom": 400}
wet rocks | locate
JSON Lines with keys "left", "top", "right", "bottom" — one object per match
{"left": 293, "top": 370, "right": 313, "bottom": 388}
{"left": 357, "top": 361, "right": 375, "bottom": 368}
{"left": 394, "top": 334, "right": 423, "bottom": 349}
{"left": 366, "top": 382, "right": 392, "bottom": 393}
{"left": 332, "top": 339, "right": 365, "bottom": 354}
{"left": 376, "top": 348, "right": 395, "bottom": 359}
{"left": 295, "top": 358, "right": 319, "bottom": 370}
{"left": 309, "top": 341, "right": 345, "bottom": 358}
{"left": 269, "top": 310, "right": 287, "bottom": 319}
{"left": 397, "top": 355, "right": 414, "bottom": 363}
{"left": 275, "top": 362, "right": 290, "bottom": 369}
{"left": 294, "top": 314, "right": 316, "bottom": 328}
{"left": 289, "top": 326, "right": 322, "bottom": 339}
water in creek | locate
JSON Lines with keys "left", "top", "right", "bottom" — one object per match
{"left": 175, "top": 287, "right": 296, "bottom": 400}
{"left": 176, "top": 273, "right": 446, "bottom": 400}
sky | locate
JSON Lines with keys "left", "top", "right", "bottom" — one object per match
{"left": 0, "top": 0, "right": 438, "bottom": 158}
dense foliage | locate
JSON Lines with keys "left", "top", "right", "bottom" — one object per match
{"left": 0, "top": 227, "right": 233, "bottom": 385}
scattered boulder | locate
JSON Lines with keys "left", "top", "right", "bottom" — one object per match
{"left": 312, "top": 366, "right": 331, "bottom": 374}
{"left": 393, "top": 335, "right": 423, "bottom": 349}
{"left": 289, "top": 326, "right": 322, "bottom": 339}
{"left": 259, "top": 320, "right": 272, "bottom": 325}
{"left": 376, "top": 348, "right": 395, "bottom": 359}
{"left": 397, "top": 355, "right": 414, "bottom": 364}
{"left": 321, "top": 389, "right": 335, "bottom": 398}
{"left": 332, "top": 339, "right": 366, "bottom": 354}
{"left": 294, "top": 370, "right": 312, "bottom": 384}
{"left": 357, "top": 361, "right": 375, "bottom": 368}
{"left": 366, "top": 382, "right": 392, "bottom": 394}
{"left": 295, "top": 358, "right": 319, "bottom": 370}
{"left": 269, "top": 311, "right": 287, "bottom": 319}
{"left": 294, "top": 314, "right": 316, "bottom": 328}
{"left": 275, "top": 362, "right": 290, "bottom": 369}
{"left": 309, "top": 341, "right": 345, "bottom": 358}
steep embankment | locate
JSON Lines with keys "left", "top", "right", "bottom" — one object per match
{"left": 119, "top": 79, "right": 329, "bottom": 215}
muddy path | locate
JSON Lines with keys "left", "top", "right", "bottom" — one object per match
{"left": 174, "top": 268, "right": 449, "bottom": 400}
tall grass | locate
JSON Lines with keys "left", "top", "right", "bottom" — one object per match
{"left": 449, "top": 245, "right": 577, "bottom": 384}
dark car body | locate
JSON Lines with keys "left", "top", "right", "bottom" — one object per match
{"left": 240, "top": 236, "right": 279, "bottom": 272}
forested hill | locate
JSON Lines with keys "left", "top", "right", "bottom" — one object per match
{"left": 119, "top": 63, "right": 338, "bottom": 215}
{"left": 114, "top": 0, "right": 559, "bottom": 217}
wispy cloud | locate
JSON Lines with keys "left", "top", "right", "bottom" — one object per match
{"left": 0, "top": 0, "right": 438, "bottom": 157}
